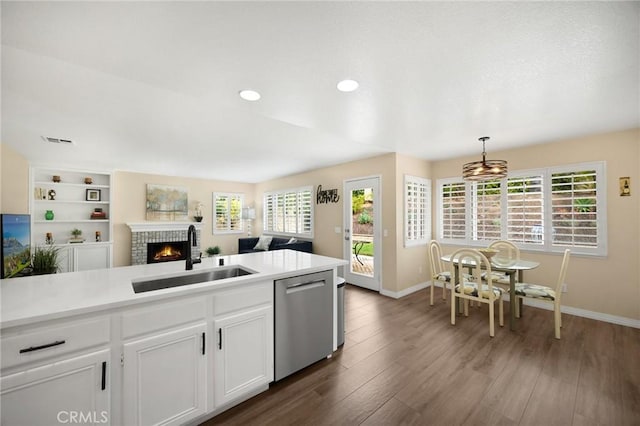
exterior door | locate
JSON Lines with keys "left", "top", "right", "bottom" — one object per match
{"left": 343, "top": 177, "right": 381, "bottom": 291}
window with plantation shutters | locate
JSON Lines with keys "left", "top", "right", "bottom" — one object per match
{"left": 213, "top": 193, "right": 244, "bottom": 234}
{"left": 436, "top": 161, "right": 606, "bottom": 256}
{"left": 439, "top": 180, "right": 466, "bottom": 241}
{"left": 263, "top": 186, "right": 313, "bottom": 237}
{"left": 507, "top": 174, "right": 544, "bottom": 244}
{"left": 404, "top": 175, "right": 431, "bottom": 247}
{"left": 472, "top": 180, "right": 501, "bottom": 241}
{"left": 551, "top": 168, "right": 600, "bottom": 249}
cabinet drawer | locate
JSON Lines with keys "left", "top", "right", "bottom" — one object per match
{"left": 213, "top": 281, "right": 272, "bottom": 316}
{"left": 1, "top": 317, "right": 110, "bottom": 370}
{"left": 121, "top": 297, "right": 206, "bottom": 339}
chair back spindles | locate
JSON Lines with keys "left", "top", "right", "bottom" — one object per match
{"left": 449, "top": 248, "right": 504, "bottom": 337}
{"left": 489, "top": 240, "right": 520, "bottom": 265}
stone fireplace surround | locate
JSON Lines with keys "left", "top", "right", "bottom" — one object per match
{"left": 127, "top": 222, "right": 202, "bottom": 266}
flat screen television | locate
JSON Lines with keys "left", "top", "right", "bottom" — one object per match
{"left": 1, "top": 214, "right": 31, "bottom": 278}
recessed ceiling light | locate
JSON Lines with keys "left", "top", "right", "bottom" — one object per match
{"left": 239, "top": 89, "right": 261, "bottom": 101}
{"left": 337, "top": 79, "right": 359, "bottom": 92}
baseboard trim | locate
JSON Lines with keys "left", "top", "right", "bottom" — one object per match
{"left": 380, "top": 281, "right": 428, "bottom": 299}
{"left": 421, "top": 280, "right": 640, "bottom": 329}
{"left": 522, "top": 298, "right": 640, "bottom": 329}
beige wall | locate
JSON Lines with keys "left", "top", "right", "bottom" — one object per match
{"left": 431, "top": 128, "right": 640, "bottom": 320}
{"left": 112, "top": 171, "right": 255, "bottom": 267}
{"left": 2, "top": 128, "right": 639, "bottom": 321}
{"left": 394, "top": 154, "right": 432, "bottom": 291}
{"left": 1, "top": 144, "right": 29, "bottom": 214}
{"left": 254, "top": 153, "right": 402, "bottom": 292}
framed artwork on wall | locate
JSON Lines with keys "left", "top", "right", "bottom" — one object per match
{"left": 146, "top": 184, "right": 188, "bottom": 221}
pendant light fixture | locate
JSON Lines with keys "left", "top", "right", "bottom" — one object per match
{"left": 462, "top": 136, "right": 508, "bottom": 181}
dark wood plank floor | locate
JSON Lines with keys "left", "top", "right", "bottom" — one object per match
{"left": 203, "top": 285, "right": 640, "bottom": 425}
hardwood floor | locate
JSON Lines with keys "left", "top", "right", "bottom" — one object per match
{"left": 203, "top": 285, "right": 640, "bottom": 425}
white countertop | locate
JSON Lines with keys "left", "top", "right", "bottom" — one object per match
{"left": 0, "top": 250, "right": 347, "bottom": 329}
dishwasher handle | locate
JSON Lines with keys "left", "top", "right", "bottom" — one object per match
{"left": 285, "top": 279, "right": 325, "bottom": 295}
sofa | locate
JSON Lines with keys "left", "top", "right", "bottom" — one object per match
{"left": 238, "top": 236, "right": 312, "bottom": 254}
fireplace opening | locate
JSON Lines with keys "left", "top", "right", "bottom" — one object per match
{"left": 147, "top": 241, "right": 188, "bottom": 264}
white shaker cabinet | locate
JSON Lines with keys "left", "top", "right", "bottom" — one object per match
{"left": 0, "top": 317, "right": 111, "bottom": 426}
{"left": 122, "top": 323, "right": 208, "bottom": 426}
{"left": 213, "top": 305, "right": 273, "bottom": 407}
{"left": 211, "top": 281, "right": 273, "bottom": 409}
{"left": 120, "top": 297, "right": 209, "bottom": 426}
{"left": 1, "top": 349, "right": 111, "bottom": 426}
{"left": 57, "top": 244, "right": 112, "bottom": 273}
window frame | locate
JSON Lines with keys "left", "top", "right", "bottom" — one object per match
{"left": 436, "top": 161, "right": 607, "bottom": 256}
{"left": 262, "top": 186, "right": 314, "bottom": 239}
{"left": 212, "top": 192, "right": 244, "bottom": 235}
{"left": 404, "top": 175, "right": 431, "bottom": 247}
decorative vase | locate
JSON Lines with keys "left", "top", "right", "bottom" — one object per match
{"left": 45, "top": 210, "right": 54, "bottom": 220}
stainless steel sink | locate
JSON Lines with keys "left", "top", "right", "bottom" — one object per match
{"left": 132, "top": 266, "right": 255, "bottom": 293}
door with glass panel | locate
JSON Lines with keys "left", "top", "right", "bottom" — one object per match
{"left": 343, "top": 177, "right": 380, "bottom": 291}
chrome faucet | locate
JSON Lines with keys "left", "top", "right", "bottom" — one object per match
{"left": 185, "top": 225, "right": 202, "bottom": 270}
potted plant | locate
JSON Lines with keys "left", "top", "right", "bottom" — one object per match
{"left": 70, "top": 228, "right": 83, "bottom": 243}
{"left": 206, "top": 246, "right": 221, "bottom": 257}
{"left": 32, "top": 244, "right": 60, "bottom": 275}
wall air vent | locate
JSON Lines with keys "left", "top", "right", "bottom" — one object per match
{"left": 41, "top": 136, "right": 74, "bottom": 145}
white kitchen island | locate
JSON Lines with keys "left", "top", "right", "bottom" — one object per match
{"left": 0, "top": 250, "right": 347, "bottom": 426}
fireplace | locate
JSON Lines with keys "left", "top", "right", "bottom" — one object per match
{"left": 147, "top": 241, "right": 188, "bottom": 264}
{"left": 127, "top": 222, "right": 201, "bottom": 266}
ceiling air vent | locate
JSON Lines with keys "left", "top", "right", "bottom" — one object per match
{"left": 41, "top": 136, "right": 74, "bottom": 145}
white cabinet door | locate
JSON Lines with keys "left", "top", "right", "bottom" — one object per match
{"left": 74, "top": 244, "right": 111, "bottom": 271}
{"left": 1, "top": 349, "right": 110, "bottom": 426}
{"left": 213, "top": 306, "right": 273, "bottom": 407}
{"left": 123, "top": 323, "right": 207, "bottom": 426}
{"left": 56, "top": 245, "right": 73, "bottom": 273}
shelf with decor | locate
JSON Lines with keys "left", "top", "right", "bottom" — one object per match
{"left": 30, "top": 166, "right": 113, "bottom": 272}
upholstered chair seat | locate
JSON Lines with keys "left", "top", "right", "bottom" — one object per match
{"left": 513, "top": 249, "right": 571, "bottom": 339}
{"left": 455, "top": 281, "right": 504, "bottom": 299}
{"left": 450, "top": 248, "right": 504, "bottom": 337}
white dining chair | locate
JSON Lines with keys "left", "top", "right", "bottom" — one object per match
{"left": 450, "top": 248, "right": 504, "bottom": 337}
{"left": 514, "top": 249, "right": 571, "bottom": 339}
{"left": 484, "top": 240, "right": 521, "bottom": 286}
{"left": 428, "top": 240, "right": 450, "bottom": 305}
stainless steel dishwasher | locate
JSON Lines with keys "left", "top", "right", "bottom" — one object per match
{"left": 274, "top": 270, "right": 333, "bottom": 381}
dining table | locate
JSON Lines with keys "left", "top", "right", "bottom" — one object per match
{"left": 441, "top": 253, "right": 540, "bottom": 331}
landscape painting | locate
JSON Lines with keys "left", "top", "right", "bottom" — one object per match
{"left": 1, "top": 214, "right": 31, "bottom": 278}
{"left": 146, "top": 184, "right": 188, "bottom": 221}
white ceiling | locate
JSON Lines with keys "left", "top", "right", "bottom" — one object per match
{"left": 2, "top": 1, "right": 638, "bottom": 183}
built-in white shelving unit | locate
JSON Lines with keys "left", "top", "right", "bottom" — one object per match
{"left": 30, "top": 166, "right": 113, "bottom": 272}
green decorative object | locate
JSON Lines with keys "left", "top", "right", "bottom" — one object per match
{"left": 45, "top": 210, "right": 54, "bottom": 220}
{"left": 32, "top": 244, "right": 60, "bottom": 275}
{"left": 206, "top": 246, "right": 221, "bottom": 256}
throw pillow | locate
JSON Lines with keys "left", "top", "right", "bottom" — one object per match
{"left": 253, "top": 235, "right": 273, "bottom": 251}
{"left": 287, "top": 237, "right": 297, "bottom": 244}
